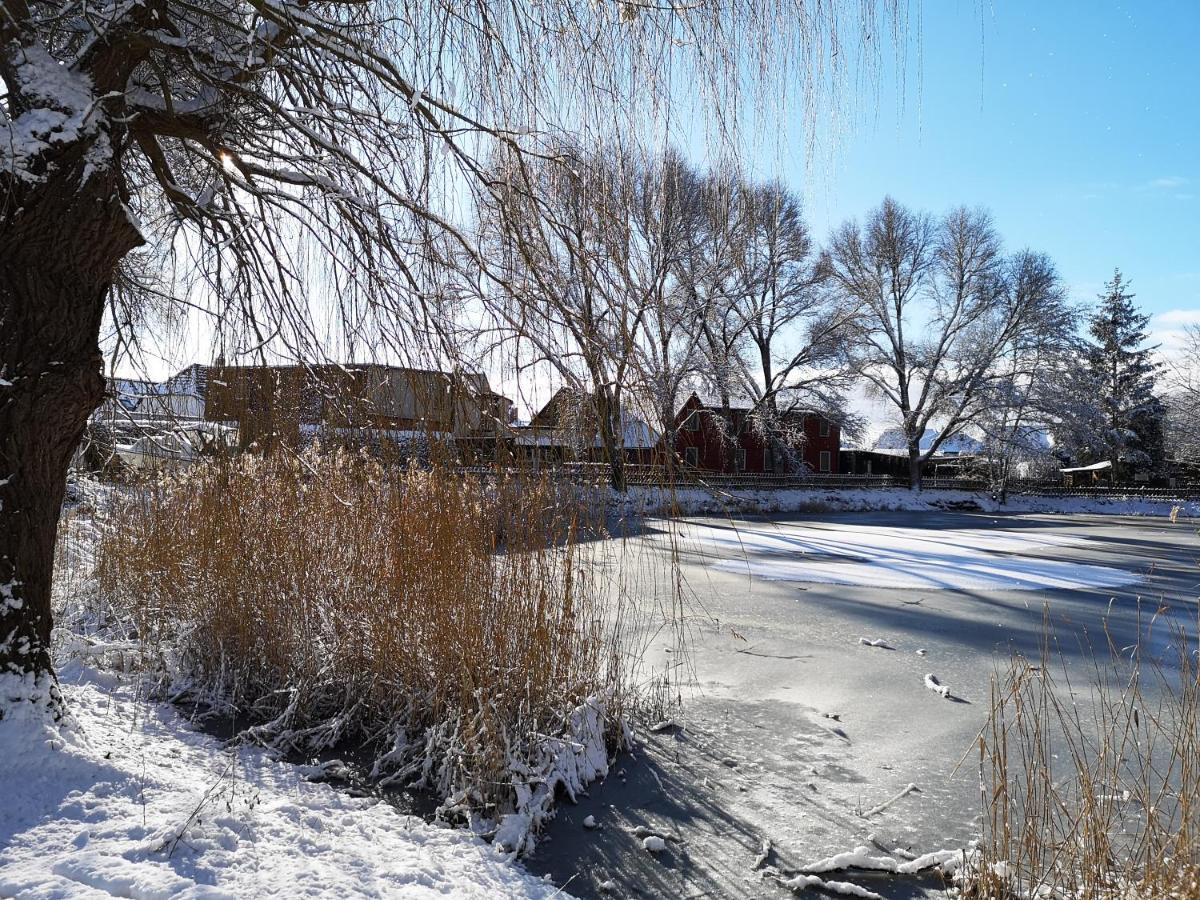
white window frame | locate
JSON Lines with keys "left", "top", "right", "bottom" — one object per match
{"left": 684, "top": 446, "right": 699, "bottom": 467}
{"left": 735, "top": 448, "right": 747, "bottom": 472}
{"left": 819, "top": 450, "right": 832, "bottom": 472}
{"left": 819, "top": 419, "right": 831, "bottom": 438}
{"left": 684, "top": 412, "right": 700, "bottom": 432}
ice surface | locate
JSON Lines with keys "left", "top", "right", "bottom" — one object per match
{"left": 674, "top": 521, "right": 1141, "bottom": 591}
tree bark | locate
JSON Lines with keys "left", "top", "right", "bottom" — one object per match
{"left": 593, "top": 389, "right": 626, "bottom": 493}
{"left": 1, "top": 162, "right": 142, "bottom": 715}
{"left": 908, "top": 440, "right": 922, "bottom": 491}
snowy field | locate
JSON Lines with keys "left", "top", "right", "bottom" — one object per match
{"left": 0, "top": 664, "right": 563, "bottom": 899}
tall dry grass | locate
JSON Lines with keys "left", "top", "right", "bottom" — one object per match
{"left": 94, "top": 450, "right": 629, "bottom": 845}
{"left": 969, "top": 614, "right": 1200, "bottom": 899}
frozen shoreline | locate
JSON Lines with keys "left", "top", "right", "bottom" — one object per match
{"left": 612, "top": 485, "right": 1198, "bottom": 519}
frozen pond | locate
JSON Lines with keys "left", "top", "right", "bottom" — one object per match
{"left": 533, "top": 509, "right": 1199, "bottom": 899}
{"left": 684, "top": 519, "right": 1141, "bottom": 591}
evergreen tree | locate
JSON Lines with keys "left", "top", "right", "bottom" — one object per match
{"left": 1082, "top": 271, "right": 1165, "bottom": 476}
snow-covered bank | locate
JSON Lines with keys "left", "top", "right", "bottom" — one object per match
{"left": 0, "top": 664, "right": 567, "bottom": 899}
{"left": 615, "top": 485, "right": 1199, "bottom": 519}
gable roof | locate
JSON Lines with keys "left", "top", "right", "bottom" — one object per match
{"left": 874, "top": 427, "right": 983, "bottom": 456}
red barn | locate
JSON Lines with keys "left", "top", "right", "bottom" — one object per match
{"left": 667, "top": 394, "right": 840, "bottom": 474}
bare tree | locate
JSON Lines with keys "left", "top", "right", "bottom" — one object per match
{"left": 1165, "top": 324, "right": 1200, "bottom": 464}
{"left": 724, "top": 178, "right": 857, "bottom": 471}
{"left": 2, "top": 0, "right": 908, "bottom": 717}
{"left": 623, "top": 150, "right": 708, "bottom": 476}
{"left": 975, "top": 251, "right": 1076, "bottom": 500}
{"left": 478, "top": 144, "right": 647, "bottom": 490}
{"left": 826, "top": 198, "right": 1053, "bottom": 490}
{"left": 679, "top": 168, "right": 748, "bottom": 464}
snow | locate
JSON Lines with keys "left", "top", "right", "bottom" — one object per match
{"left": 1060, "top": 460, "right": 1113, "bottom": 473}
{"left": 924, "top": 674, "right": 952, "bottom": 698}
{"left": 873, "top": 427, "right": 983, "bottom": 456}
{"left": 796, "top": 842, "right": 966, "bottom": 876}
{"left": 672, "top": 520, "right": 1141, "bottom": 591}
{"left": 0, "top": 664, "right": 569, "bottom": 899}
{"left": 618, "top": 484, "right": 1200, "bottom": 519}
{"left": 641, "top": 836, "right": 666, "bottom": 853}
{"left": 857, "top": 638, "right": 894, "bottom": 649}
{"left": 779, "top": 873, "right": 883, "bottom": 898}
{"left": 2, "top": 46, "right": 107, "bottom": 182}
{"left": 799, "top": 845, "right": 901, "bottom": 874}
{"left": 779, "top": 842, "right": 973, "bottom": 896}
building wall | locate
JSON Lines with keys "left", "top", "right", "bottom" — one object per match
{"left": 669, "top": 395, "right": 840, "bottom": 474}
{"left": 205, "top": 365, "right": 507, "bottom": 449}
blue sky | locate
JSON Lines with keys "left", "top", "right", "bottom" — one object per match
{"left": 765, "top": 0, "right": 1199, "bottom": 352}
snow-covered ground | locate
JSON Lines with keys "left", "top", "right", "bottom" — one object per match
{"left": 618, "top": 485, "right": 1199, "bottom": 519}
{"left": 0, "top": 663, "right": 566, "bottom": 899}
{"left": 670, "top": 520, "right": 1142, "bottom": 591}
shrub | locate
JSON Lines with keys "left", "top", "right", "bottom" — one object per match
{"left": 94, "top": 450, "right": 628, "bottom": 852}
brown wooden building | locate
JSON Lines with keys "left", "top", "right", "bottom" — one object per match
{"left": 204, "top": 364, "right": 513, "bottom": 449}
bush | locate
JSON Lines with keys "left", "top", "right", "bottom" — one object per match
{"left": 94, "top": 450, "right": 628, "bottom": 852}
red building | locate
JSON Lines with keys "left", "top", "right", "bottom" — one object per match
{"left": 667, "top": 394, "right": 840, "bottom": 474}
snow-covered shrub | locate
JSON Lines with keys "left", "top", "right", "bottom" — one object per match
{"left": 92, "top": 450, "right": 629, "bottom": 853}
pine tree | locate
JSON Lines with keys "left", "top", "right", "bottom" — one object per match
{"left": 1083, "top": 271, "right": 1165, "bottom": 476}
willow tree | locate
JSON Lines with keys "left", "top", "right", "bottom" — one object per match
{"left": 1, "top": 0, "right": 908, "bottom": 721}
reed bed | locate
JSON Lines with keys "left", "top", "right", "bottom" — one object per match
{"left": 968, "top": 615, "right": 1200, "bottom": 899}
{"left": 93, "top": 450, "right": 629, "bottom": 851}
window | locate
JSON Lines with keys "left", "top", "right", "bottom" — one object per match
{"left": 819, "top": 450, "right": 832, "bottom": 472}
{"left": 684, "top": 446, "right": 699, "bottom": 467}
{"left": 684, "top": 412, "right": 700, "bottom": 432}
{"left": 819, "top": 419, "right": 831, "bottom": 438}
{"left": 735, "top": 449, "right": 747, "bottom": 472}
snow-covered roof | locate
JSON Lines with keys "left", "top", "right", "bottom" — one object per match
{"left": 873, "top": 427, "right": 983, "bottom": 456}
{"left": 622, "top": 417, "right": 658, "bottom": 450}
{"left": 1059, "top": 460, "right": 1112, "bottom": 473}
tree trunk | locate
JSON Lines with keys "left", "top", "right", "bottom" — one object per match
{"left": 908, "top": 442, "right": 922, "bottom": 491}
{"left": 660, "top": 405, "right": 676, "bottom": 482}
{"left": 1, "top": 164, "right": 142, "bottom": 717}
{"left": 593, "top": 390, "right": 626, "bottom": 493}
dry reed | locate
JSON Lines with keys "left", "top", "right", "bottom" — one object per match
{"left": 968, "top": 611, "right": 1200, "bottom": 899}
{"left": 93, "top": 449, "right": 628, "bottom": 847}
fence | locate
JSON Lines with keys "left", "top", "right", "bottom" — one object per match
{"left": 1007, "top": 481, "right": 1200, "bottom": 501}
{"left": 454, "top": 465, "right": 1200, "bottom": 501}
